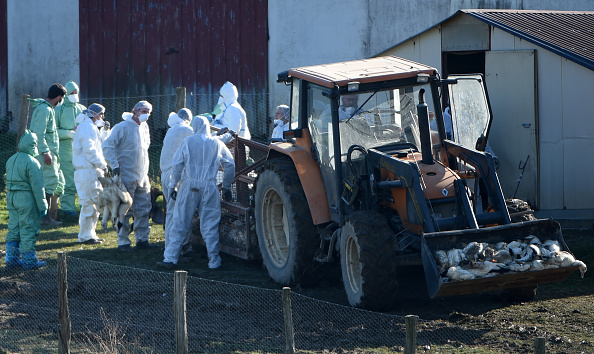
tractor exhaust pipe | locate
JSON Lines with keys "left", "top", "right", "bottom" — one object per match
{"left": 417, "top": 89, "right": 434, "bottom": 165}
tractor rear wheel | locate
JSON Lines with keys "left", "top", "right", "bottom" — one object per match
{"left": 340, "top": 211, "right": 399, "bottom": 311}
{"left": 254, "top": 158, "right": 319, "bottom": 285}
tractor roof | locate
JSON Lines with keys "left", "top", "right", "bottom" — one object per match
{"left": 288, "top": 56, "right": 438, "bottom": 88}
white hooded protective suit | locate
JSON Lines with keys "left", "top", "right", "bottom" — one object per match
{"left": 164, "top": 116, "right": 235, "bottom": 268}
{"left": 73, "top": 114, "right": 108, "bottom": 242}
{"left": 102, "top": 116, "right": 152, "bottom": 246}
{"left": 212, "top": 82, "right": 251, "bottom": 140}
{"left": 160, "top": 112, "right": 194, "bottom": 248}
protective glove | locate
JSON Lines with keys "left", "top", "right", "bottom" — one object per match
{"left": 216, "top": 126, "right": 229, "bottom": 136}
{"left": 170, "top": 189, "right": 177, "bottom": 201}
{"left": 103, "top": 121, "right": 111, "bottom": 130}
{"left": 222, "top": 188, "right": 232, "bottom": 202}
{"left": 113, "top": 167, "right": 120, "bottom": 176}
{"left": 66, "top": 130, "right": 76, "bottom": 139}
{"left": 40, "top": 210, "right": 47, "bottom": 218}
{"left": 228, "top": 129, "right": 237, "bottom": 137}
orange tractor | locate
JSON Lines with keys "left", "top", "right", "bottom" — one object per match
{"left": 218, "top": 56, "right": 581, "bottom": 311}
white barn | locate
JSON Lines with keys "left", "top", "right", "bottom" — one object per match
{"left": 379, "top": 10, "right": 594, "bottom": 226}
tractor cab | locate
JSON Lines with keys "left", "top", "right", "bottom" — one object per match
{"left": 280, "top": 57, "right": 444, "bottom": 223}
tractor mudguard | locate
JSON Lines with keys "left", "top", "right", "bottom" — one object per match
{"left": 268, "top": 129, "right": 331, "bottom": 225}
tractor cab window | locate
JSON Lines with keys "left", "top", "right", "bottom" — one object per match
{"left": 307, "top": 84, "right": 339, "bottom": 214}
{"left": 447, "top": 74, "right": 491, "bottom": 151}
{"left": 337, "top": 83, "right": 437, "bottom": 162}
{"left": 289, "top": 77, "right": 301, "bottom": 130}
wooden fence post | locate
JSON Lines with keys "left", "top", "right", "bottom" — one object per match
{"left": 17, "top": 94, "right": 30, "bottom": 151}
{"left": 57, "top": 252, "right": 71, "bottom": 354}
{"left": 534, "top": 337, "right": 545, "bottom": 354}
{"left": 175, "top": 87, "right": 186, "bottom": 111}
{"left": 281, "top": 287, "right": 295, "bottom": 354}
{"left": 174, "top": 271, "right": 188, "bottom": 354}
{"left": 405, "top": 314, "right": 418, "bottom": 354}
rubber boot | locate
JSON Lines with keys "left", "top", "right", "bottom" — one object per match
{"left": 5, "top": 241, "right": 23, "bottom": 268}
{"left": 22, "top": 251, "right": 47, "bottom": 270}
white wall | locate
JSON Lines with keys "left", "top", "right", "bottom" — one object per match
{"left": 267, "top": 0, "right": 594, "bottom": 115}
{"left": 490, "top": 28, "right": 594, "bottom": 210}
{"left": 379, "top": 28, "right": 443, "bottom": 73}
{"left": 7, "top": 0, "right": 79, "bottom": 130}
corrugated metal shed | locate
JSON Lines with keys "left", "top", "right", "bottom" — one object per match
{"left": 79, "top": 0, "right": 268, "bottom": 98}
{"left": 463, "top": 9, "right": 594, "bottom": 71}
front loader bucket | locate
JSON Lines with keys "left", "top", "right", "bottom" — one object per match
{"left": 421, "top": 219, "right": 580, "bottom": 298}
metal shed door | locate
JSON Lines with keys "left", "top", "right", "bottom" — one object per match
{"left": 485, "top": 50, "right": 537, "bottom": 207}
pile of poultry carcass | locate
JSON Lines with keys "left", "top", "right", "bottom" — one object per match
{"left": 433, "top": 236, "right": 587, "bottom": 282}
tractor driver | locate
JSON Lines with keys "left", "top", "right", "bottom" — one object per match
{"left": 339, "top": 94, "right": 359, "bottom": 121}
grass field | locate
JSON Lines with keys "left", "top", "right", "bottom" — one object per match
{"left": 1, "top": 189, "right": 594, "bottom": 353}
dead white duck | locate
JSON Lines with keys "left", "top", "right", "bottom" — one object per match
{"left": 446, "top": 266, "right": 475, "bottom": 281}
{"left": 467, "top": 261, "right": 504, "bottom": 278}
{"left": 434, "top": 250, "right": 449, "bottom": 272}
{"left": 525, "top": 235, "right": 542, "bottom": 245}
{"left": 505, "top": 262, "right": 531, "bottom": 272}
{"left": 517, "top": 244, "right": 541, "bottom": 262}
{"left": 572, "top": 260, "right": 588, "bottom": 278}
{"left": 543, "top": 240, "right": 561, "bottom": 253}
{"left": 489, "top": 249, "right": 513, "bottom": 264}
{"left": 447, "top": 248, "right": 466, "bottom": 267}
{"left": 462, "top": 242, "right": 486, "bottom": 262}
{"left": 504, "top": 241, "right": 525, "bottom": 258}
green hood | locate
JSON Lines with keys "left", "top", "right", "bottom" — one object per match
{"left": 28, "top": 98, "right": 51, "bottom": 109}
{"left": 18, "top": 130, "right": 39, "bottom": 157}
{"left": 65, "top": 81, "right": 79, "bottom": 95}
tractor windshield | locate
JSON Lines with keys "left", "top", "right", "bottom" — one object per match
{"left": 338, "top": 83, "right": 437, "bottom": 161}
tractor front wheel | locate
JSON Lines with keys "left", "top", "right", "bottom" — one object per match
{"left": 340, "top": 211, "right": 399, "bottom": 311}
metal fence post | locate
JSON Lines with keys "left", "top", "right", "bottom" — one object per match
{"left": 174, "top": 270, "right": 188, "bottom": 354}
{"left": 57, "top": 252, "right": 71, "bottom": 354}
{"left": 534, "top": 337, "right": 545, "bottom": 353}
{"left": 175, "top": 87, "right": 186, "bottom": 111}
{"left": 17, "top": 94, "right": 30, "bottom": 150}
{"left": 405, "top": 314, "right": 418, "bottom": 354}
{"left": 281, "top": 287, "right": 295, "bottom": 354}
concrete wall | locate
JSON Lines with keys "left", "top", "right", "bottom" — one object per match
{"left": 267, "top": 0, "right": 594, "bottom": 114}
{"left": 7, "top": 0, "right": 79, "bottom": 130}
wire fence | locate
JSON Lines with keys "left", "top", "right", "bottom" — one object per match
{"left": 0, "top": 253, "right": 562, "bottom": 353}
{"left": 0, "top": 91, "right": 272, "bottom": 191}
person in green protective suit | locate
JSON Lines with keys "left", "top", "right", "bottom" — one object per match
{"left": 55, "top": 81, "right": 86, "bottom": 216}
{"left": 29, "top": 83, "right": 67, "bottom": 225}
{"left": 5, "top": 130, "right": 49, "bottom": 269}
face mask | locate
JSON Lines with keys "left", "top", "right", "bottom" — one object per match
{"left": 138, "top": 113, "right": 150, "bottom": 122}
{"left": 95, "top": 120, "right": 105, "bottom": 128}
{"left": 55, "top": 98, "right": 63, "bottom": 107}
{"left": 344, "top": 107, "right": 356, "bottom": 116}
{"left": 68, "top": 94, "right": 79, "bottom": 103}
{"left": 274, "top": 119, "right": 283, "bottom": 127}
